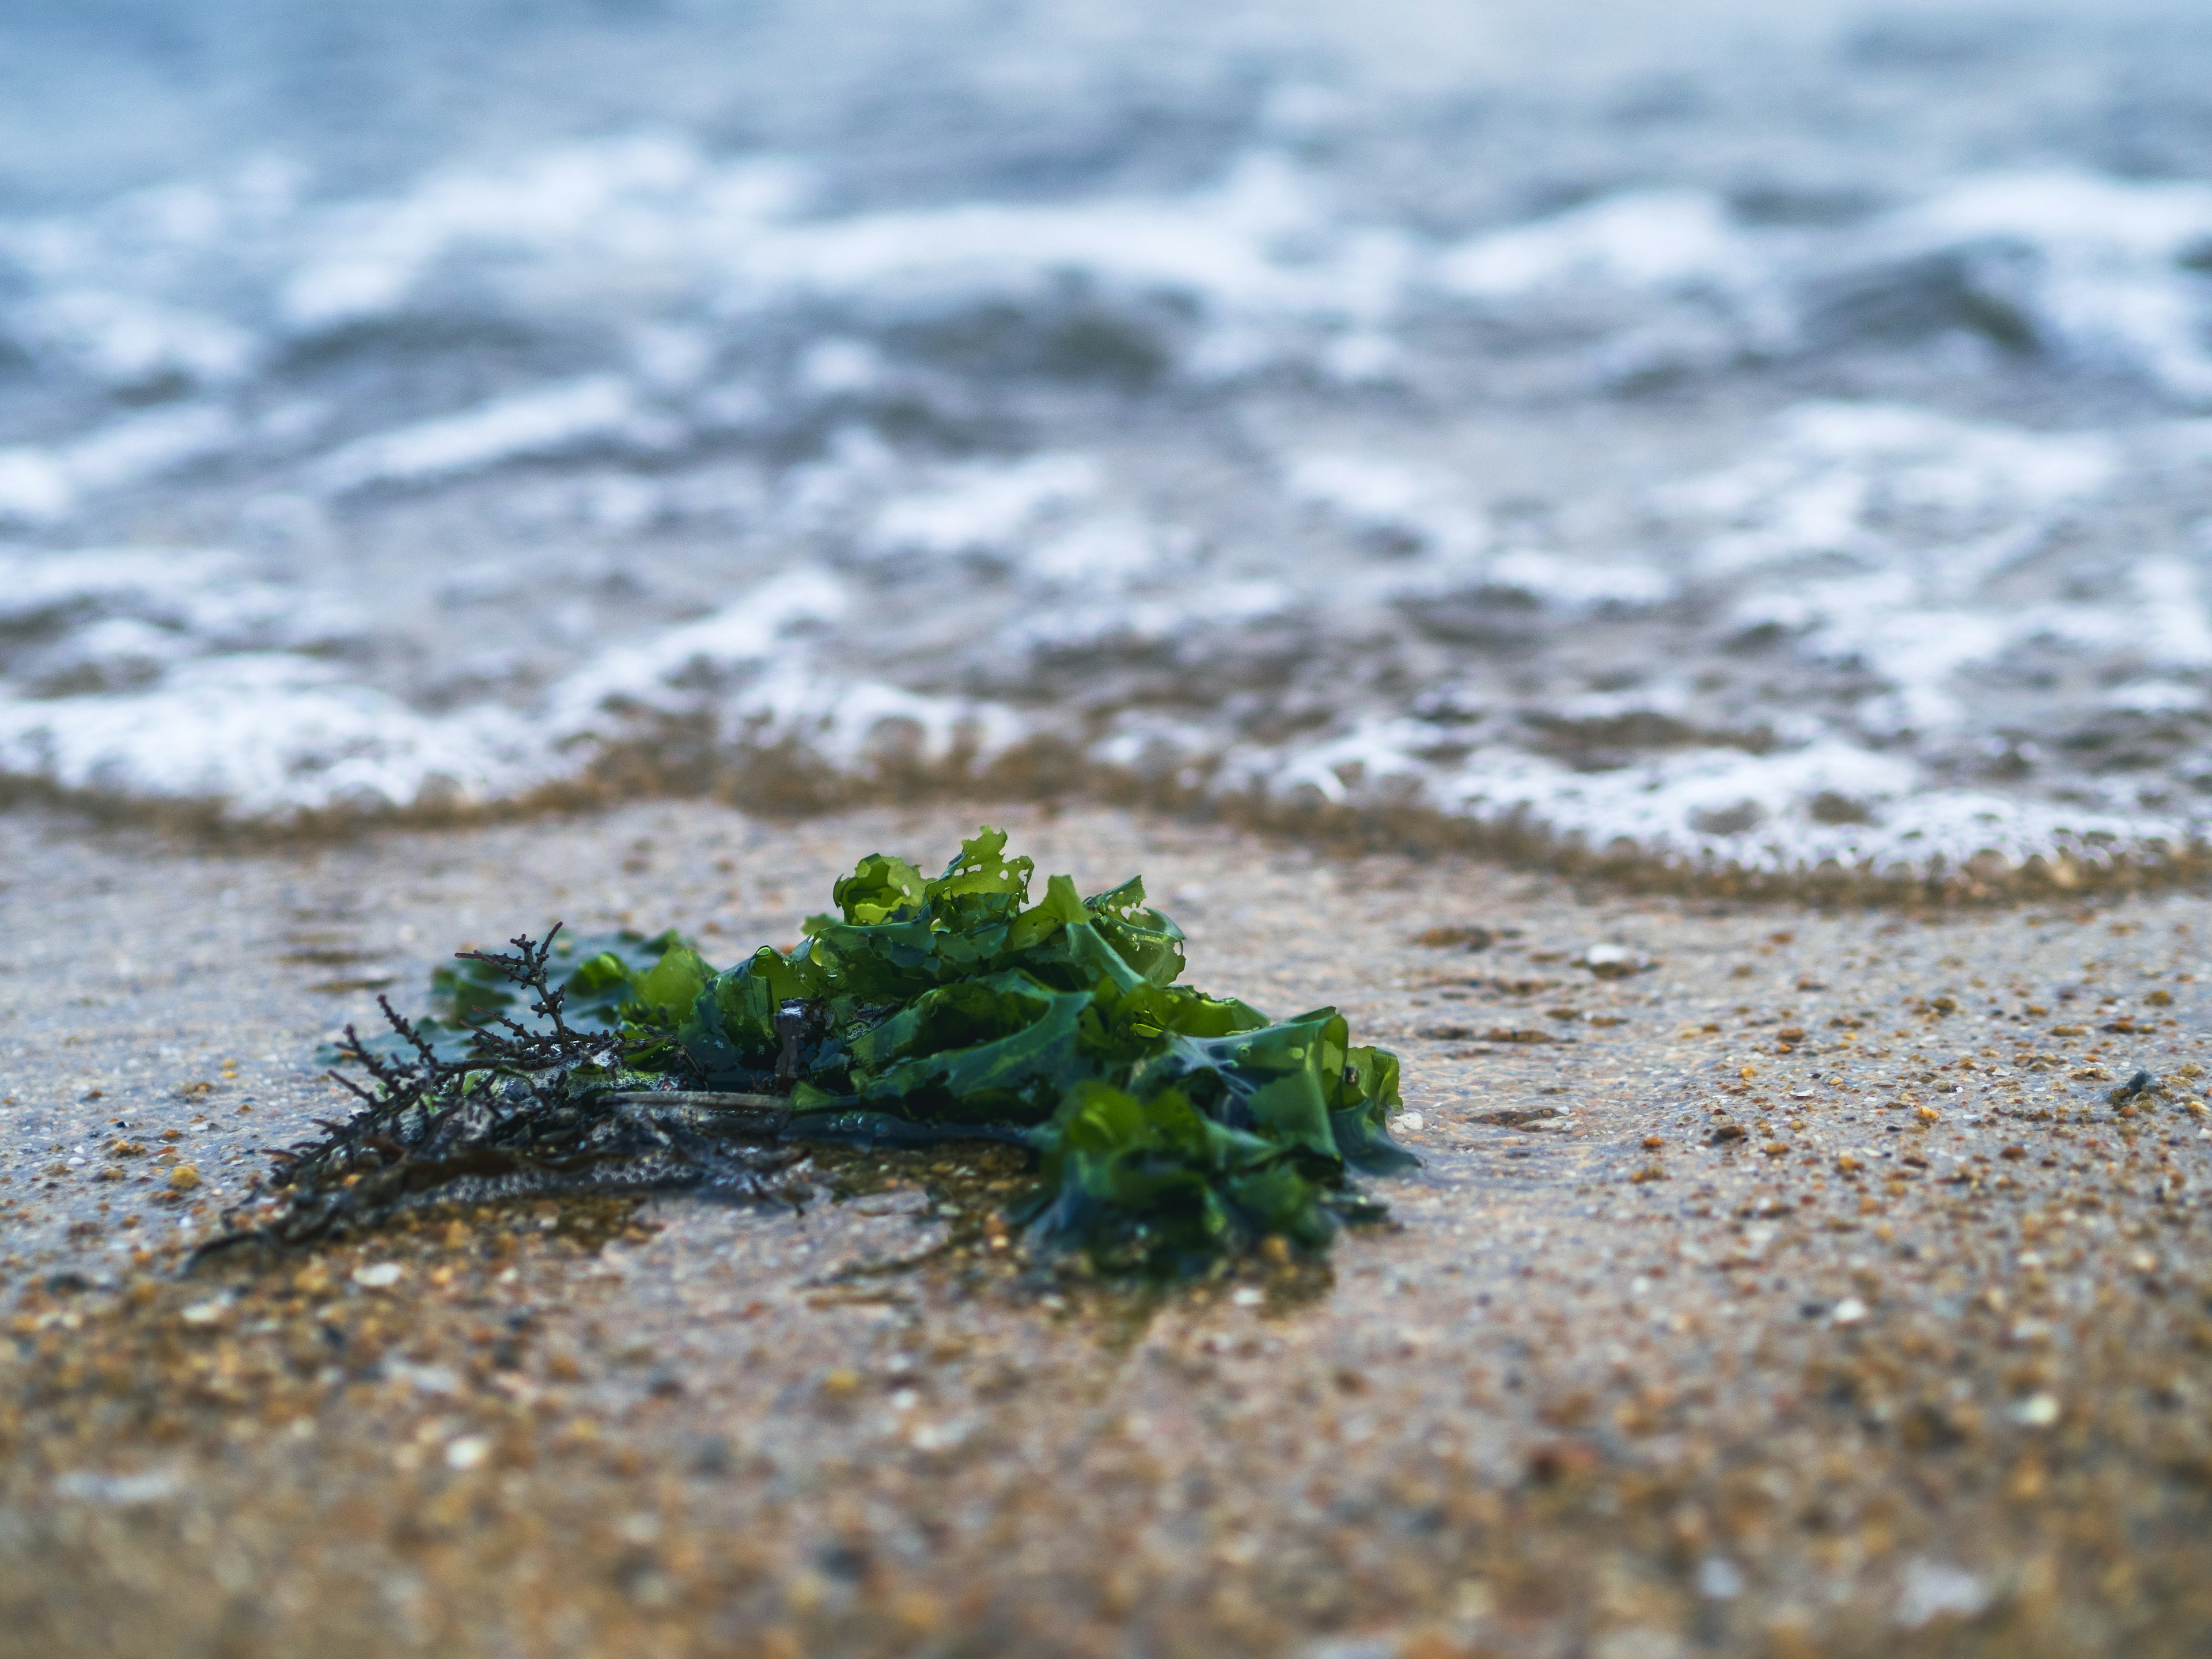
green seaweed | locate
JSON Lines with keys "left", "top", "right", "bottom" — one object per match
{"left": 274, "top": 828, "right": 1412, "bottom": 1272}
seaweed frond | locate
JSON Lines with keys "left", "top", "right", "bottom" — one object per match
{"left": 213, "top": 829, "right": 1412, "bottom": 1274}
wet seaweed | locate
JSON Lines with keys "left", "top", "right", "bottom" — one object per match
{"left": 213, "top": 828, "right": 1413, "bottom": 1273}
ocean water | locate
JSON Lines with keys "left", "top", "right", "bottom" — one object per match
{"left": 3, "top": 0, "right": 2211, "bottom": 884}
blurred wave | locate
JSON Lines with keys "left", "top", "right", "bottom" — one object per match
{"left": 2, "top": 0, "right": 2210, "bottom": 887}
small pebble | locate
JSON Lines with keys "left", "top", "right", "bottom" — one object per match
{"left": 444, "top": 1435, "right": 490, "bottom": 1471}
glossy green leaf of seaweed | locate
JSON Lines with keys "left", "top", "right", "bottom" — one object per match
{"left": 358, "top": 828, "right": 1412, "bottom": 1268}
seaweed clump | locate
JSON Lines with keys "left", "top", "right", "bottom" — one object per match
{"left": 225, "top": 829, "right": 1413, "bottom": 1273}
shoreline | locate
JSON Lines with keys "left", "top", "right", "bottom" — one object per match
{"left": 7, "top": 765, "right": 2207, "bottom": 910}
{"left": 3, "top": 800, "right": 2210, "bottom": 1656}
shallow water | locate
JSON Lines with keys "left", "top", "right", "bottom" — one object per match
{"left": 3, "top": 0, "right": 2211, "bottom": 880}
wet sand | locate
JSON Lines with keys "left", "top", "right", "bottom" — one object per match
{"left": 2, "top": 801, "right": 2209, "bottom": 1658}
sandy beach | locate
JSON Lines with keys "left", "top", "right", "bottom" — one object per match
{"left": 9, "top": 5, "right": 2212, "bottom": 1655}
{"left": 2, "top": 800, "right": 2209, "bottom": 1657}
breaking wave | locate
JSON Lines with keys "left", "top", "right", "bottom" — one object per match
{"left": 2, "top": 0, "right": 2210, "bottom": 891}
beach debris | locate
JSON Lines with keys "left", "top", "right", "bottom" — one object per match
{"left": 1578, "top": 944, "right": 1654, "bottom": 979}
{"left": 210, "top": 828, "right": 1411, "bottom": 1273}
{"left": 1413, "top": 926, "right": 1494, "bottom": 951}
{"left": 2108, "top": 1068, "right": 2157, "bottom": 1107}
{"left": 1696, "top": 1556, "right": 1745, "bottom": 1601}
{"left": 1483, "top": 1106, "right": 1566, "bottom": 1130}
{"left": 52, "top": 1468, "right": 184, "bottom": 1507}
{"left": 1895, "top": 1560, "right": 1990, "bottom": 1629}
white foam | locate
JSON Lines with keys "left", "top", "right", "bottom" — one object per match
{"left": 1214, "top": 714, "right": 2169, "bottom": 875}
{"left": 1006, "top": 577, "right": 1293, "bottom": 655}
{"left": 256, "top": 138, "right": 1402, "bottom": 391}
{"left": 261, "top": 140, "right": 1431, "bottom": 407}
{"left": 7, "top": 147, "right": 2209, "bottom": 559}
{"left": 796, "top": 338, "right": 885, "bottom": 397}
{"left": 0, "top": 545, "right": 336, "bottom": 645}
{"left": 0, "top": 653, "right": 543, "bottom": 815}
{"left": 867, "top": 454, "right": 1100, "bottom": 560}
{"left": 310, "top": 377, "right": 663, "bottom": 495}
{"left": 6, "top": 142, "right": 2212, "bottom": 552}
{"left": 1023, "top": 515, "right": 1184, "bottom": 586}
{"left": 721, "top": 659, "right": 1025, "bottom": 775}
{"left": 735, "top": 153, "right": 1319, "bottom": 310}
{"left": 1675, "top": 402, "right": 2118, "bottom": 579}
{"left": 1427, "top": 173, "right": 2212, "bottom": 404}
{"left": 1437, "top": 190, "right": 1751, "bottom": 298}
{"left": 0, "top": 553, "right": 1025, "bottom": 820}
{"left": 1287, "top": 450, "right": 1673, "bottom": 613}
{"left": 1652, "top": 404, "right": 2150, "bottom": 732}
{"left": 2108, "top": 681, "right": 2203, "bottom": 715}
{"left": 2, "top": 128, "right": 2210, "bottom": 874}
{"left": 1286, "top": 453, "right": 1487, "bottom": 554}
{"left": 14, "top": 289, "right": 255, "bottom": 391}
{"left": 548, "top": 568, "right": 850, "bottom": 730}
{"left": 2130, "top": 558, "right": 2212, "bottom": 667}
{"left": 0, "top": 451, "right": 69, "bottom": 524}
{"left": 279, "top": 136, "right": 804, "bottom": 331}
{"left": 0, "top": 406, "right": 240, "bottom": 525}
{"left": 1876, "top": 172, "right": 2212, "bottom": 402}
{"left": 1484, "top": 548, "right": 1673, "bottom": 611}
{"left": 17, "top": 615, "right": 193, "bottom": 694}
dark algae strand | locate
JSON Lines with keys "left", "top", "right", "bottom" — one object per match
{"left": 217, "top": 829, "right": 1413, "bottom": 1274}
